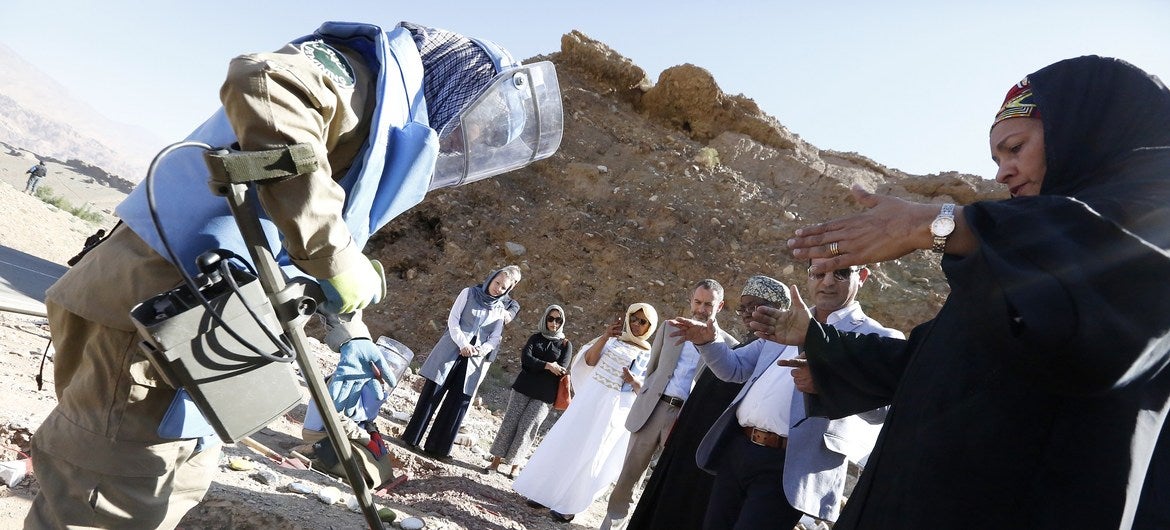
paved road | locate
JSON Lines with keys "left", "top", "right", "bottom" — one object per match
{"left": 0, "top": 245, "right": 66, "bottom": 317}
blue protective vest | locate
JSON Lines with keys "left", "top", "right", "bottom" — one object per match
{"left": 116, "top": 22, "right": 438, "bottom": 279}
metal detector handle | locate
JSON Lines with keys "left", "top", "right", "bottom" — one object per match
{"left": 206, "top": 148, "right": 385, "bottom": 530}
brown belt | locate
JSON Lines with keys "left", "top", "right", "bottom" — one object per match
{"left": 742, "top": 426, "right": 787, "bottom": 449}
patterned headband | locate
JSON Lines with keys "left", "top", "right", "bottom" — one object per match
{"left": 399, "top": 21, "right": 497, "bottom": 133}
{"left": 993, "top": 77, "right": 1042, "bottom": 127}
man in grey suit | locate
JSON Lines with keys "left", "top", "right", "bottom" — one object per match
{"left": 600, "top": 279, "right": 738, "bottom": 530}
{"left": 672, "top": 263, "right": 903, "bottom": 529}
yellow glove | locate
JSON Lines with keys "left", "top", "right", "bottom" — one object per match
{"left": 320, "top": 258, "right": 386, "bottom": 314}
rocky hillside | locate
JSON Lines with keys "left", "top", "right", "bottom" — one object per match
{"left": 1, "top": 29, "right": 1009, "bottom": 407}
{"left": 361, "top": 31, "right": 1007, "bottom": 395}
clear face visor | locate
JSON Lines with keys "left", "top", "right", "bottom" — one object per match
{"left": 431, "top": 61, "right": 564, "bottom": 190}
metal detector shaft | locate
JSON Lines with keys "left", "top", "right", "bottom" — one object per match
{"left": 212, "top": 180, "right": 384, "bottom": 530}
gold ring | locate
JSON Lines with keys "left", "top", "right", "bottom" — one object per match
{"left": 829, "top": 241, "right": 840, "bottom": 256}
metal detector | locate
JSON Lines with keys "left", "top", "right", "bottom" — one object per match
{"left": 129, "top": 142, "right": 387, "bottom": 529}
{"left": 205, "top": 146, "right": 386, "bottom": 529}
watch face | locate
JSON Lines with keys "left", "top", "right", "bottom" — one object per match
{"left": 931, "top": 217, "right": 956, "bottom": 236}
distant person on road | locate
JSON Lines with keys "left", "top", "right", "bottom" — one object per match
{"left": 67, "top": 228, "right": 110, "bottom": 267}
{"left": 484, "top": 304, "right": 573, "bottom": 478}
{"left": 25, "top": 21, "right": 562, "bottom": 530}
{"left": 82, "top": 229, "right": 107, "bottom": 248}
{"left": 24, "top": 161, "right": 47, "bottom": 194}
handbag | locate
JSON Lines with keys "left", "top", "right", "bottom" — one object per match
{"left": 554, "top": 374, "right": 573, "bottom": 411}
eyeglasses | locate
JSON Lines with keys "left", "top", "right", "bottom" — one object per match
{"left": 735, "top": 302, "right": 776, "bottom": 316}
{"left": 546, "top": 316, "right": 564, "bottom": 324}
{"left": 628, "top": 316, "right": 650, "bottom": 327}
{"left": 807, "top": 266, "right": 860, "bottom": 282}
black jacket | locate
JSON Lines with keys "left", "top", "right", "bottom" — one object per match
{"left": 511, "top": 333, "right": 573, "bottom": 403}
{"left": 807, "top": 56, "right": 1170, "bottom": 529}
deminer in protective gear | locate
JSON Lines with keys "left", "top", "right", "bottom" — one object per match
{"left": 26, "top": 20, "right": 562, "bottom": 529}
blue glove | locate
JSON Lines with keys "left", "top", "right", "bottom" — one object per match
{"left": 327, "top": 339, "right": 395, "bottom": 419}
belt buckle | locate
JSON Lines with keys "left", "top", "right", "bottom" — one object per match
{"left": 745, "top": 427, "right": 781, "bottom": 448}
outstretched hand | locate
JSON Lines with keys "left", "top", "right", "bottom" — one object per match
{"left": 748, "top": 285, "right": 811, "bottom": 347}
{"left": 777, "top": 354, "right": 817, "bottom": 394}
{"left": 668, "top": 317, "right": 717, "bottom": 346}
{"left": 787, "top": 186, "right": 936, "bottom": 272}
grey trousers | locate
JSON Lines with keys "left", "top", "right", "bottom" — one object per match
{"left": 489, "top": 391, "right": 551, "bottom": 464}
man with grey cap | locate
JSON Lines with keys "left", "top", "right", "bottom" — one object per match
{"left": 625, "top": 275, "right": 803, "bottom": 530}
{"left": 28, "top": 20, "right": 562, "bottom": 529}
{"left": 671, "top": 268, "right": 902, "bottom": 529}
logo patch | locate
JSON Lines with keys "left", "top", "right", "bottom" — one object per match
{"left": 299, "top": 40, "right": 355, "bottom": 89}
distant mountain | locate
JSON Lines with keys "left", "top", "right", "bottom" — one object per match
{"left": 0, "top": 42, "right": 162, "bottom": 183}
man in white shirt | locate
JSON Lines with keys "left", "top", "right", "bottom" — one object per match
{"left": 600, "top": 279, "right": 737, "bottom": 530}
{"left": 673, "top": 262, "right": 903, "bottom": 529}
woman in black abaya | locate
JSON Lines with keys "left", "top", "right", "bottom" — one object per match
{"left": 765, "top": 56, "right": 1170, "bottom": 529}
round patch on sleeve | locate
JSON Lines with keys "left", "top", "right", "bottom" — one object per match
{"left": 299, "top": 40, "right": 355, "bottom": 89}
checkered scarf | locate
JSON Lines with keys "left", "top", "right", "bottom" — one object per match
{"left": 400, "top": 21, "right": 499, "bottom": 132}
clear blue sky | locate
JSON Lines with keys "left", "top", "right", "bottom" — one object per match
{"left": 3, "top": 1, "right": 1168, "bottom": 179}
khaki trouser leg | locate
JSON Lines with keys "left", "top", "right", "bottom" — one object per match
{"left": 606, "top": 400, "right": 680, "bottom": 518}
{"left": 25, "top": 439, "right": 219, "bottom": 530}
{"left": 24, "top": 302, "right": 219, "bottom": 530}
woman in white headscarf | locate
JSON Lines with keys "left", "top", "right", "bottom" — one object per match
{"left": 513, "top": 302, "right": 658, "bottom": 523}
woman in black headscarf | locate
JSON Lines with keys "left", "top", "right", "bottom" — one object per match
{"left": 760, "top": 56, "right": 1170, "bottom": 528}
{"left": 483, "top": 304, "right": 573, "bottom": 478}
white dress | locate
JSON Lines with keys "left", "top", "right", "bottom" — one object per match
{"left": 512, "top": 337, "right": 650, "bottom": 514}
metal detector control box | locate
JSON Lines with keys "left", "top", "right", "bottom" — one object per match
{"left": 130, "top": 267, "right": 302, "bottom": 443}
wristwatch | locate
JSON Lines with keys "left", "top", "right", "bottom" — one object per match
{"left": 930, "top": 203, "right": 956, "bottom": 253}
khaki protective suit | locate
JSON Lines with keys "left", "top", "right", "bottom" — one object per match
{"left": 26, "top": 40, "right": 373, "bottom": 529}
